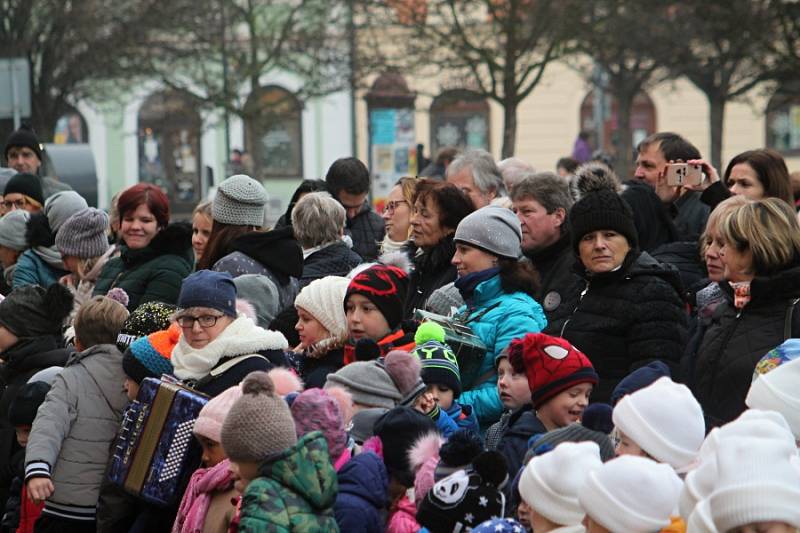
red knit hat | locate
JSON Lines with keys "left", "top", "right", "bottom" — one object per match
{"left": 508, "top": 333, "right": 598, "bottom": 408}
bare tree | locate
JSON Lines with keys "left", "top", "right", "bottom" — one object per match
{"left": 355, "top": 0, "right": 576, "bottom": 158}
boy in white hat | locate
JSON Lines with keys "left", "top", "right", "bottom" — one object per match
{"left": 518, "top": 441, "right": 602, "bottom": 533}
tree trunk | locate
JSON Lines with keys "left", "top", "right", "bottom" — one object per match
{"left": 615, "top": 90, "right": 635, "bottom": 180}
{"left": 708, "top": 94, "right": 725, "bottom": 171}
{"left": 501, "top": 99, "right": 518, "bottom": 159}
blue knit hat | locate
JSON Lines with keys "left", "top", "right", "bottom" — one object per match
{"left": 472, "top": 518, "right": 526, "bottom": 532}
{"left": 178, "top": 270, "right": 237, "bottom": 317}
{"left": 413, "top": 340, "right": 462, "bottom": 397}
{"left": 610, "top": 360, "right": 671, "bottom": 406}
{"left": 122, "top": 324, "right": 179, "bottom": 384}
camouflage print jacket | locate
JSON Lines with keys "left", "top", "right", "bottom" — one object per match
{"left": 238, "top": 432, "right": 340, "bottom": 533}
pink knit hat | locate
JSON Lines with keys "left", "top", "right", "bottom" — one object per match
{"left": 193, "top": 384, "right": 243, "bottom": 442}
{"left": 290, "top": 388, "right": 347, "bottom": 461}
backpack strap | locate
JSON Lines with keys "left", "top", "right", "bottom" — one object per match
{"left": 784, "top": 298, "right": 800, "bottom": 341}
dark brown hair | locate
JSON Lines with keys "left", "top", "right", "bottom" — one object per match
{"left": 197, "top": 221, "right": 255, "bottom": 270}
{"left": 723, "top": 148, "right": 793, "bottom": 206}
{"left": 413, "top": 178, "right": 475, "bottom": 232}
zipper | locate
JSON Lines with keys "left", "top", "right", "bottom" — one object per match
{"left": 559, "top": 280, "right": 590, "bottom": 337}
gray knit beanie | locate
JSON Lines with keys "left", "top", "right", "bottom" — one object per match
{"left": 454, "top": 205, "right": 521, "bottom": 259}
{"left": 424, "top": 282, "right": 464, "bottom": 317}
{"left": 0, "top": 210, "right": 30, "bottom": 251}
{"left": 220, "top": 371, "right": 297, "bottom": 463}
{"left": 324, "top": 360, "right": 402, "bottom": 409}
{"left": 55, "top": 208, "right": 110, "bottom": 258}
{"left": 213, "top": 174, "right": 268, "bottom": 227}
{"left": 45, "top": 191, "right": 88, "bottom": 234}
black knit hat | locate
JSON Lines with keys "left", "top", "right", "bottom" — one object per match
{"left": 413, "top": 340, "right": 462, "bottom": 397}
{"left": 568, "top": 188, "right": 638, "bottom": 254}
{"left": 345, "top": 264, "right": 409, "bottom": 331}
{"left": 4, "top": 125, "right": 42, "bottom": 162}
{"left": 116, "top": 301, "right": 177, "bottom": 351}
{"left": 4, "top": 173, "right": 45, "bottom": 206}
{"left": 9, "top": 381, "right": 51, "bottom": 427}
{"left": 0, "top": 284, "right": 73, "bottom": 338}
{"left": 374, "top": 406, "right": 438, "bottom": 487}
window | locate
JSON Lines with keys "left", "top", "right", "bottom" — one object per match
{"left": 244, "top": 86, "right": 303, "bottom": 179}
{"left": 430, "top": 89, "right": 490, "bottom": 153}
{"left": 767, "top": 90, "right": 800, "bottom": 155}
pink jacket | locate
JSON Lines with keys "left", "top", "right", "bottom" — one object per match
{"left": 172, "top": 459, "right": 234, "bottom": 533}
{"left": 386, "top": 494, "right": 420, "bottom": 533}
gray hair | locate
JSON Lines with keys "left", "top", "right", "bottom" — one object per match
{"left": 446, "top": 149, "right": 507, "bottom": 197}
{"left": 291, "top": 191, "right": 345, "bottom": 248}
{"left": 511, "top": 171, "right": 573, "bottom": 214}
{"left": 498, "top": 157, "right": 536, "bottom": 189}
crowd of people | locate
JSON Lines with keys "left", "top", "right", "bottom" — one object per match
{"left": 0, "top": 122, "right": 799, "bottom": 533}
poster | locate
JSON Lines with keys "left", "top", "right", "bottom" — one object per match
{"left": 369, "top": 107, "right": 416, "bottom": 205}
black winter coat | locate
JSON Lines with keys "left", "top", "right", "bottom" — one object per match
{"left": 693, "top": 264, "right": 800, "bottom": 428}
{"left": 495, "top": 405, "right": 547, "bottom": 480}
{"left": 403, "top": 235, "right": 457, "bottom": 319}
{"left": 300, "top": 242, "right": 362, "bottom": 288}
{"left": 346, "top": 203, "right": 385, "bottom": 263}
{"left": 547, "top": 251, "right": 688, "bottom": 403}
{"left": 524, "top": 233, "right": 583, "bottom": 327}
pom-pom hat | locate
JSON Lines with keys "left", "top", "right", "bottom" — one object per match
{"left": 344, "top": 264, "right": 408, "bottom": 331}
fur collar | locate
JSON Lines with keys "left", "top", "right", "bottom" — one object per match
{"left": 171, "top": 314, "right": 288, "bottom": 380}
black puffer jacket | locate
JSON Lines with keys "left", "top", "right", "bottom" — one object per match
{"left": 300, "top": 241, "right": 362, "bottom": 288}
{"left": 547, "top": 251, "right": 688, "bottom": 403}
{"left": 693, "top": 264, "right": 800, "bottom": 428}
{"left": 524, "top": 233, "right": 583, "bottom": 327}
{"left": 403, "top": 235, "right": 457, "bottom": 319}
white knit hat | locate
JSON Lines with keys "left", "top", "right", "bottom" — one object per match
{"left": 294, "top": 276, "right": 350, "bottom": 343}
{"left": 709, "top": 437, "right": 800, "bottom": 531}
{"left": 578, "top": 455, "right": 682, "bottom": 533}
{"left": 212, "top": 174, "right": 267, "bottom": 227}
{"left": 686, "top": 498, "right": 715, "bottom": 533}
{"left": 746, "top": 356, "right": 800, "bottom": 440}
{"left": 612, "top": 376, "right": 704, "bottom": 471}
{"left": 518, "top": 441, "right": 602, "bottom": 526}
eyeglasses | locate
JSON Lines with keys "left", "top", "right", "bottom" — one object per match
{"left": 383, "top": 200, "right": 408, "bottom": 214}
{"left": 176, "top": 314, "right": 224, "bottom": 328}
{"left": 2, "top": 199, "right": 26, "bottom": 210}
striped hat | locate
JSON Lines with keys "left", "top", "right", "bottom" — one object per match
{"left": 122, "top": 323, "right": 180, "bottom": 384}
{"left": 413, "top": 340, "right": 461, "bottom": 397}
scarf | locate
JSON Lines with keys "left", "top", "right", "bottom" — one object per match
{"left": 454, "top": 267, "right": 500, "bottom": 301}
{"left": 171, "top": 315, "right": 288, "bottom": 380}
{"left": 729, "top": 281, "right": 752, "bottom": 310}
{"left": 172, "top": 459, "right": 234, "bottom": 533}
{"left": 33, "top": 245, "right": 65, "bottom": 270}
{"left": 381, "top": 237, "right": 407, "bottom": 255}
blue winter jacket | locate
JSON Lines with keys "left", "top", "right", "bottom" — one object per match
{"left": 12, "top": 249, "right": 67, "bottom": 289}
{"left": 334, "top": 452, "right": 388, "bottom": 533}
{"left": 457, "top": 275, "right": 547, "bottom": 426}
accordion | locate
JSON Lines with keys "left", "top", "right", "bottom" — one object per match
{"left": 414, "top": 308, "right": 488, "bottom": 388}
{"left": 108, "top": 376, "right": 209, "bottom": 506}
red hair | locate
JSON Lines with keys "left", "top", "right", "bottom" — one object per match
{"left": 117, "top": 183, "right": 170, "bottom": 228}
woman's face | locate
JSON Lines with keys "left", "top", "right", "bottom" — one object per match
{"left": 727, "top": 162, "right": 765, "bottom": 200}
{"left": 295, "top": 306, "right": 330, "bottom": 349}
{"left": 720, "top": 240, "right": 755, "bottom": 282}
{"left": 177, "top": 307, "right": 235, "bottom": 349}
{"left": 451, "top": 243, "right": 497, "bottom": 277}
{"left": 410, "top": 196, "right": 451, "bottom": 249}
{"left": 382, "top": 185, "right": 412, "bottom": 243}
{"left": 704, "top": 225, "right": 726, "bottom": 282}
{"left": 121, "top": 203, "right": 160, "bottom": 250}
{"left": 578, "top": 230, "right": 631, "bottom": 274}
{"left": 62, "top": 255, "right": 81, "bottom": 276}
{"left": 192, "top": 213, "right": 212, "bottom": 262}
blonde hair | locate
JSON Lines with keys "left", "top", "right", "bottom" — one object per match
{"left": 74, "top": 296, "right": 130, "bottom": 348}
{"left": 699, "top": 195, "right": 749, "bottom": 258}
{"left": 193, "top": 200, "right": 212, "bottom": 219}
{"left": 396, "top": 176, "right": 417, "bottom": 239}
{"left": 718, "top": 197, "right": 800, "bottom": 276}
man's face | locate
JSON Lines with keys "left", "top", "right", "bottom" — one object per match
{"left": 5, "top": 146, "right": 40, "bottom": 174}
{"left": 513, "top": 197, "right": 564, "bottom": 253}
{"left": 337, "top": 190, "right": 368, "bottom": 219}
{"left": 634, "top": 142, "right": 679, "bottom": 203}
{"left": 447, "top": 166, "right": 494, "bottom": 208}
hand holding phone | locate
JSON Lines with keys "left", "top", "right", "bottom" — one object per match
{"left": 665, "top": 163, "right": 704, "bottom": 187}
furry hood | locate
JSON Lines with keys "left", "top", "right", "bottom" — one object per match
{"left": 149, "top": 221, "right": 193, "bottom": 254}
{"left": 25, "top": 212, "right": 55, "bottom": 248}
{"left": 570, "top": 161, "right": 623, "bottom": 202}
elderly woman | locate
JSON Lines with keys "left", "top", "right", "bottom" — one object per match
{"left": 403, "top": 179, "right": 474, "bottom": 318}
{"left": 451, "top": 205, "right": 547, "bottom": 426}
{"left": 94, "top": 183, "right": 193, "bottom": 309}
{"left": 381, "top": 177, "right": 416, "bottom": 254}
{"left": 292, "top": 191, "right": 362, "bottom": 287}
{"left": 694, "top": 198, "right": 800, "bottom": 427}
{"left": 549, "top": 185, "right": 688, "bottom": 404}
{"left": 171, "top": 270, "right": 289, "bottom": 396}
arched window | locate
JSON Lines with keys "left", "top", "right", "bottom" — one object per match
{"left": 138, "top": 90, "right": 203, "bottom": 217}
{"left": 579, "top": 90, "right": 656, "bottom": 155}
{"left": 53, "top": 109, "right": 88, "bottom": 144}
{"left": 430, "top": 89, "right": 490, "bottom": 153}
{"left": 766, "top": 88, "right": 800, "bottom": 155}
{"left": 244, "top": 86, "right": 303, "bottom": 179}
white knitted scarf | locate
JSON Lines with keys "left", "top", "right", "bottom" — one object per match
{"left": 171, "top": 314, "right": 288, "bottom": 380}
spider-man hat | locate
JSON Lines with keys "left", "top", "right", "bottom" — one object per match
{"left": 508, "top": 333, "right": 598, "bottom": 408}
{"left": 345, "top": 264, "right": 409, "bottom": 330}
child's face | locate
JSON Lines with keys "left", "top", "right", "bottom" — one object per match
{"left": 613, "top": 428, "right": 651, "bottom": 459}
{"left": 229, "top": 459, "right": 260, "bottom": 494}
{"left": 345, "top": 294, "right": 391, "bottom": 342}
{"left": 426, "top": 383, "right": 454, "bottom": 411}
{"left": 497, "top": 357, "right": 532, "bottom": 410}
{"left": 15, "top": 426, "right": 30, "bottom": 447}
{"left": 197, "top": 435, "right": 226, "bottom": 468}
{"left": 295, "top": 306, "right": 330, "bottom": 349}
{"left": 733, "top": 523, "right": 798, "bottom": 533}
{"left": 0, "top": 326, "right": 19, "bottom": 353}
{"left": 536, "top": 383, "right": 592, "bottom": 431}
{"left": 123, "top": 377, "right": 140, "bottom": 402}
{"left": 516, "top": 498, "right": 532, "bottom": 529}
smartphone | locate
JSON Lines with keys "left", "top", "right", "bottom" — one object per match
{"left": 665, "top": 163, "right": 703, "bottom": 186}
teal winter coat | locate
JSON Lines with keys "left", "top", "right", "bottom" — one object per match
{"left": 457, "top": 275, "right": 547, "bottom": 426}
{"left": 12, "top": 248, "right": 68, "bottom": 289}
